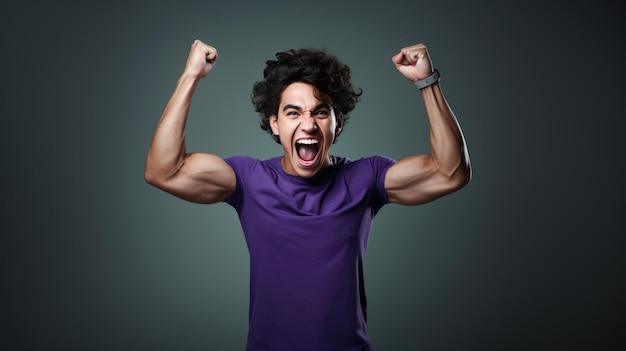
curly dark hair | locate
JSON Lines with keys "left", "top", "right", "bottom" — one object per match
{"left": 251, "top": 48, "right": 362, "bottom": 144}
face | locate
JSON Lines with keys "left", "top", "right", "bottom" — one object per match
{"left": 270, "top": 82, "right": 341, "bottom": 178}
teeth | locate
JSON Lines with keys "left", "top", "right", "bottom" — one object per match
{"left": 296, "top": 139, "right": 319, "bottom": 145}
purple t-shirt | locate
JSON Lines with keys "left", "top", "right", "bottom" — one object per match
{"left": 224, "top": 155, "right": 395, "bottom": 351}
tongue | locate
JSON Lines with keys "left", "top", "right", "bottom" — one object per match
{"left": 298, "top": 145, "right": 318, "bottom": 161}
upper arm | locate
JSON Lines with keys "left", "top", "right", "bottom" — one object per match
{"left": 384, "top": 154, "right": 468, "bottom": 206}
{"left": 145, "top": 152, "right": 236, "bottom": 204}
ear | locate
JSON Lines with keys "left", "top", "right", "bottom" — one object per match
{"left": 270, "top": 114, "right": 279, "bottom": 136}
{"left": 335, "top": 114, "right": 344, "bottom": 136}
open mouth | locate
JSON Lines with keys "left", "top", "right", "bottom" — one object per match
{"left": 296, "top": 138, "right": 320, "bottom": 162}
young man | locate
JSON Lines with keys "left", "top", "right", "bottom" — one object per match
{"left": 145, "top": 39, "right": 470, "bottom": 350}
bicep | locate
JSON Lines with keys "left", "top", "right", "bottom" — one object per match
{"left": 155, "top": 152, "right": 236, "bottom": 204}
{"left": 384, "top": 155, "right": 458, "bottom": 206}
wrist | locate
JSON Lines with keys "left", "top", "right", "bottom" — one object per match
{"left": 178, "top": 72, "right": 203, "bottom": 88}
{"left": 414, "top": 69, "right": 440, "bottom": 89}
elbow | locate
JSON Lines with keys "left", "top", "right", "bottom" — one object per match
{"left": 144, "top": 168, "right": 158, "bottom": 187}
{"left": 144, "top": 155, "right": 174, "bottom": 188}
{"left": 144, "top": 165, "right": 165, "bottom": 188}
{"left": 452, "top": 162, "right": 472, "bottom": 191}
{"left": 144, "top": 156, "right": 185, "bottom": 189}
{"left": 443, "top": 161, "right": 471, "bottom": 194}
{"left": 144, "top": 155, "right": 157, "bottom": 186}
{"left": 448, "top": 144, "right": 472, "bottom": 191}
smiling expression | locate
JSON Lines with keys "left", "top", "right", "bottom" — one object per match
{"left": 270, "top": 82, "right": 340, "bottom": 178}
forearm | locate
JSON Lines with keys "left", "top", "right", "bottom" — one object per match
{"left": 145, "top": 73, "right": 200, "bottom": 183}
{"left": 421, "top": 82, "right": 471, "bottom": 180}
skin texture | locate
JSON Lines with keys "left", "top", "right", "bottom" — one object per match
{"left": 144, "top": 40, "right": 470, "bottom": 205}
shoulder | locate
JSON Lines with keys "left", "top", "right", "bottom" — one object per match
{"left": 332, "top": 155, "right": 396, "bottom": 187}
{"left": 223, "top": 156, "right": 282, "bottom": 207}
{"left": 224, "top": 155, "right": 257, "bottom": 168}
{"left": 224, "top": 156, "right": 279, "bottom": 169}
{"left": 335, "top": 155, "right": 396, "bottom": 171}
{"left": 333, "top": 155, "right": 397, "bottom": 209}
{"left": 224, "top": 156, "right": 283, "bottom": 179}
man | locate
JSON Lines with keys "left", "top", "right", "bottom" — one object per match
{"left": 145, "top": 39, "right": 470, "bottom": 350}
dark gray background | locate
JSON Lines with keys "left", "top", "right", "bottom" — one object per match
{"left": 2, "top": 0, "right": 624, "bottom": 350}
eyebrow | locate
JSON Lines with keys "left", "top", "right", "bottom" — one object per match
{"left": 282, "top": 103, "right": 332, "bottom": 112}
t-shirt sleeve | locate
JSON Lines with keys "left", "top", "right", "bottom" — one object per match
{"left": 368, "top": 155, "right": 396, "bottom": 211}
{"left": 223, "top": 156, "right": 258, "bottom": 211}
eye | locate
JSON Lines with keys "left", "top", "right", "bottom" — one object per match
{"left": 286, "top": 111, "right": 300, "bottom": 118}
{"left": 314, "top": 110, "right": 330, "bottom": 118}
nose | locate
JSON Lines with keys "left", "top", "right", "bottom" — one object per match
{"left": 300, "top": 114, "right": 318, "bottom": 132}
